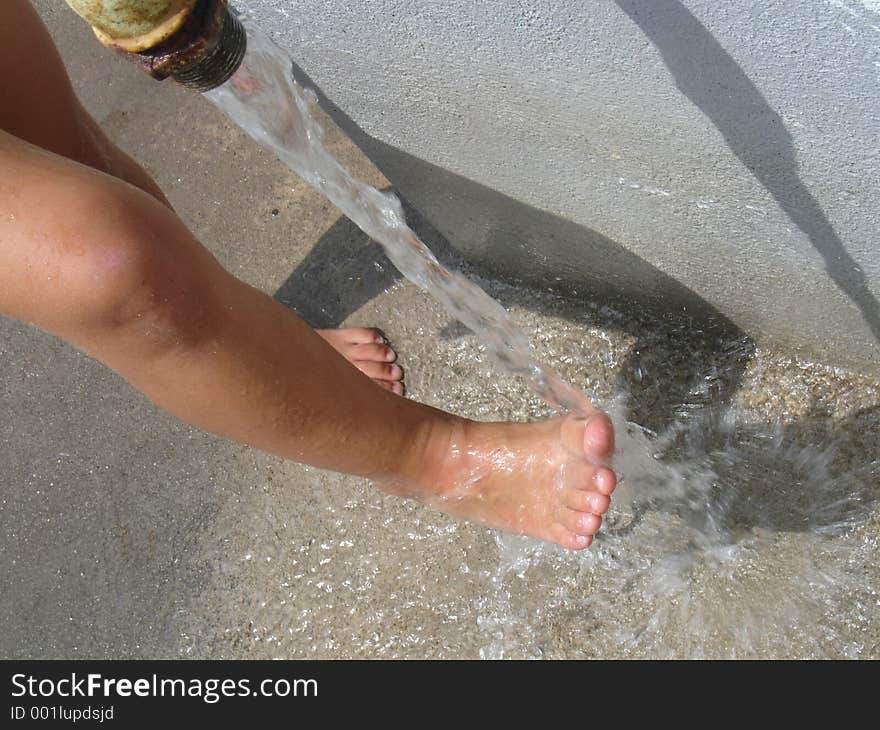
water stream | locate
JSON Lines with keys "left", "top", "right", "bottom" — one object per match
{"left": 198, "top": 8, "right": 879, "bottom": 657}
{"left": 206, "top": 16, "right": 589, "bottom": 416}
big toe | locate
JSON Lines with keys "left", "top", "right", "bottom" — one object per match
{"left": 583, "top": 412, "right": 614, "bottom": 460}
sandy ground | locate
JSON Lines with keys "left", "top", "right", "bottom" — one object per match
{"left": 1, "top": 2, "right": 878, "bottom": 659}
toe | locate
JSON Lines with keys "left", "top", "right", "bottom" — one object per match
{"left": 356, "top": 361, "right": 403, "bottom": 382}
{"left": 377, "top": 380, "right": 405, "bottom": 396}
{"left": 560, "top": 508, "right": 602, "bottom": 537}
{"left": 350, "top": 342, "right": 396, "bottom": 363}
{"left": 583, "top": 412, "right": 614, "bottom": 459}
{"left": 315, "top": 327, "right": 384, "bottom": 346}
{"left": 563, "top": 488, "right": 611, "bottom": 515}
{"left": 591, "top": 466, "right": 617, "bottom": 496}
{"left": 345, "top": 327, "right": 385, "bottom": 344}
{"left": 550, "top": 524, "right": 593, "bottom": 550}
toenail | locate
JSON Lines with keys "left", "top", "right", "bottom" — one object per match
{"left": 385, "top": 349, "right": 396, "bottom": 361}
{"left": 390, "top": 364, "right": 402, "bottom": 378}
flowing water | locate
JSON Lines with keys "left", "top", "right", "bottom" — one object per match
{"left": 197, "top": 8, "right": 880, "bottom": 658}
{"left": 206, "top": 16, "right": 588, "bottom": 416}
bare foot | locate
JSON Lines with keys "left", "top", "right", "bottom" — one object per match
{"left": 382, "top": 408, "right": 617, "bottom": 549}
{"left": 316, "top": 327, "right": 404, "bottom": 395}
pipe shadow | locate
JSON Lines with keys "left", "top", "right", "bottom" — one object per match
{"left": 613, "top": 0, "right": 880, "bottom": 343}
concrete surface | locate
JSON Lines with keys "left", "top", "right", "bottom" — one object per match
{"left": 0, "top": 1, "right": 878, "bottom": 659}
{"left": 245, "top": 0, "right": 880, "bottom": 374}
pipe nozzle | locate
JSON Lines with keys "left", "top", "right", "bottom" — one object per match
{"left": 65, "top": 0, "right": 246, "bottom": 93}
{"left": 140, "top": 0, "right": 247, "bottom": 92}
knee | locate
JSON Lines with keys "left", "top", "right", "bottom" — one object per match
{"left": 42, "top": 185, "right": 219, "bottom": 353}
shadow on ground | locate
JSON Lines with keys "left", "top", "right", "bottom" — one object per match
{"left": 614, "top": 0, "right": 880, "bottom": 343}
{"left": 275, "top": 200, "right": 879, "bottom": 540}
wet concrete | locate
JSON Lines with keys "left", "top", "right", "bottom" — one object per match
{"left": 1, "top": 2, "right": 877, "bottom": 659}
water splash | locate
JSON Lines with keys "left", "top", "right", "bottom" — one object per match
{"left": 479, "top": 392, "right": 878, "bottom": 658}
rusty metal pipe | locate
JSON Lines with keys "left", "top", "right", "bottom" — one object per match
{"left": 63, "top": 0, "right": 246, "bottom": 92}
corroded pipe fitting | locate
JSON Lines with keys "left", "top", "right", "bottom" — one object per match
{"left": 134, "top": 0, "right": 247, "bottom": 91}
{"left": 64, "top": 0, "right": 246, "bottom": 92}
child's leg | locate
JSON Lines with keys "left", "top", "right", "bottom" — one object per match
{"left": 0, "top": 125, "right": 616, "bottom": 549}
{"left": 0, "top": 4, "right": 617, "bottom": 549}
{"left": 0, "top": 0, "right": 171, "bottom": 204}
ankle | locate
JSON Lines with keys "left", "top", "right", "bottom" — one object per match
{"left": 382, "top": 411, "right": 473, "bottom": 498}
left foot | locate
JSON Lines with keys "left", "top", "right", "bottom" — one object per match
{"left": 317, "top": 328, "right": 404, "bottom": 395}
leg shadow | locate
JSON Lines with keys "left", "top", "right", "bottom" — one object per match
{"left": 614, "top": 0, "right": 880, "bottom": 343}
{"left": 273, "top": 197, "right": 467, "bottom": 328}
{"left": 272, "top": 53, "right": 878, "bottom": 539}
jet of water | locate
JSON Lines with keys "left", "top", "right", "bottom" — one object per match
{"left": 205, "top": 12, "right": 592, "bottom": 417}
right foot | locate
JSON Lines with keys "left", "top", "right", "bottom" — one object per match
{"left": 382, "top": 407, "right": 617, "bottom": 549}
